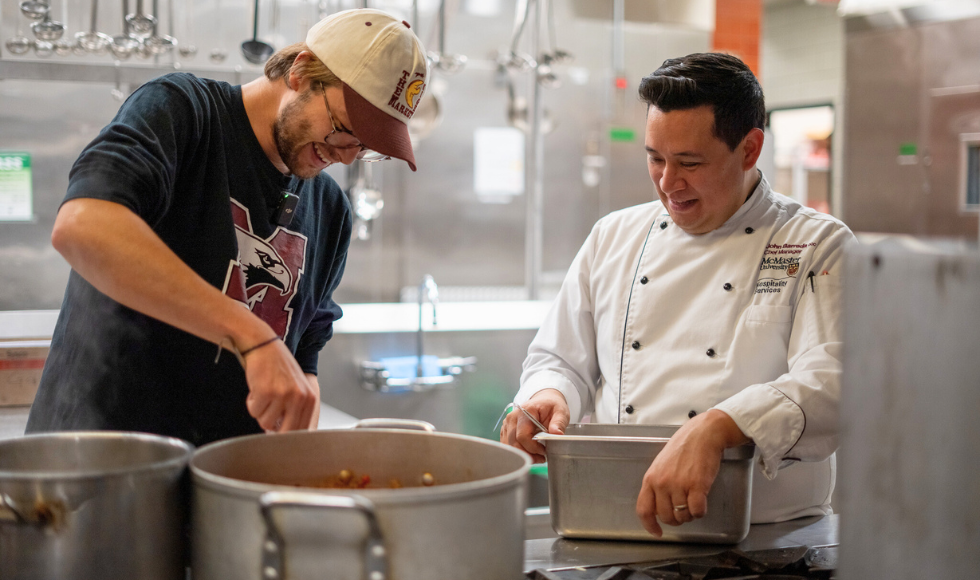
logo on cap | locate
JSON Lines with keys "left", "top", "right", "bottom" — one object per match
{"left": 388, "top": 70, "right": 426, "bottom": 119}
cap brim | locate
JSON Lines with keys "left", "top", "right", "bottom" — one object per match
{"left": 343, "top": 83, "right": 417, "bottom": 172}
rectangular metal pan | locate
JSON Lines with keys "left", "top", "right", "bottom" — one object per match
{"left": 535, "top": 424, "right": 755, "bottom": 543}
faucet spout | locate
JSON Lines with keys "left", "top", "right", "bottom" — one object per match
{"left": 417, "top": 275, "right": 439, "bottom": 378}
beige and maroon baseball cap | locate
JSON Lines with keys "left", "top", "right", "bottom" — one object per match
{"left": 306, "top": 9, "right": 429, "bottom": 171}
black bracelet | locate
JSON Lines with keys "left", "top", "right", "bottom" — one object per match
{"left": 240, "top": 336, "right": 280, "bottom": 357}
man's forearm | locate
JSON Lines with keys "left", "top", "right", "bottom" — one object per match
{"left": 52, "top": 198, "right": 274, "bottom": 351}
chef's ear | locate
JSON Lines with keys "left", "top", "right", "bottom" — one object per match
{"left": 740, "top": 128, "right": 765, "bottom": 171}
{"left": 285, "top": 51, "right": 315, "bottom": 92}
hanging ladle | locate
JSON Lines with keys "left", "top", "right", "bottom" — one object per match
{"left": 125, "top": 0, "right": 156, "bottom": 37}
{"left": 241, "top": 0, "right": 274, "bottom": 64}
{"left": 31, "top": 1, "right": 65, "bottom": 41}
{"left": 6, "top": 8, "right": 34, "bottom": 55}
{"left": 142, "top": 0, "right": 175, "bottom": 55}
{"left": 111, "top": 0, "right": 140, "bottom": 59}
{"left": 427, "top": 0, "right": 466, "bottom": 75}
{"left": 75, "top": 0, "right": 112, "bottom": 54}
{"left": 19, "top": 0, "right": 49, "bottom": 20}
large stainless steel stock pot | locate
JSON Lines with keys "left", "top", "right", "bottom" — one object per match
{"left": 190, "top": 419, "right": 531, "bottom": 580}
{"left": 0, "top": 431, "right": 194, "bottom": 580}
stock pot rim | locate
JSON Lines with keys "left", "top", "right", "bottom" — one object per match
{"left": 190, "top": 428, "right": 532, "bottom": 503}
{"left": 0, "top": 431, "right": 194, "bottom": 481}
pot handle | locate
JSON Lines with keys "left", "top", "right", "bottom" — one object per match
{"left": 353, "top": 418, "right": 436, "bottom": 432}
{"left": 259, "top": 491, "right": 388, "bottom": 580}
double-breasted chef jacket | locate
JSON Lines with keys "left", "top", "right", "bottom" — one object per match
{"left": 516, "top": 174, "right": 856, "bottom": 523}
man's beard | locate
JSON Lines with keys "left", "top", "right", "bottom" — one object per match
{"left": 272, "top": 90, "right": 321, "bottom": 179}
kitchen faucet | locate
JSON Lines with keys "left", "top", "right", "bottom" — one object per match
{"left": 416, "top": 274, "right": 439, "bottom": 379}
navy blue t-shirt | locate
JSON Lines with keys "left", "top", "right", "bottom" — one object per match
{"left": 27, "top": 73, "right": 352, "bottom": 446}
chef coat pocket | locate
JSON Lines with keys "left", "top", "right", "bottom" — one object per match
{"left": 745, "top": 305, "right": 793, "bottom": 325}
{"left": 726, "top": 305, "right": 794, "bottom": 394}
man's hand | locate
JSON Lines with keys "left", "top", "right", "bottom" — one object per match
{"left": 306, "top": 374, "right": 321, "bottom": 430}
{"left": 499, "top": 389, "right": 569, "bottom": 463}
{"left": 635, "top": 410, "right": 750, "bottom": 536}
{"left": 242, "top": 338, "right": 318, "bottom": 433}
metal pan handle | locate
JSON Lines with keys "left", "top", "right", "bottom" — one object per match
{"left": 353, "top": 418, "right": 436, "bottom": 432}
{"left": 259, "top": 491, "right": 388, "bottom": 580}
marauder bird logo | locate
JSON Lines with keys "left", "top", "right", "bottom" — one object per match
{"left": 223, "top": 199, "right": 308, "bottom": 339}
{"left": 234, "top": 229, "right": 292, "bottom": 298}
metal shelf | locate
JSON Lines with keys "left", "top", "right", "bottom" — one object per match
{"left": 0, "top": 57, "right": 263, "bottom": 86}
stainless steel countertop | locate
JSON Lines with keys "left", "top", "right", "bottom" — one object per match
{"left": 524, "top": 514, "right": 837, "bottom": 572}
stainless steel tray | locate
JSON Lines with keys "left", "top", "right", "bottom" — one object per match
{"left": 534, "top": 424, "right": 755, "bottom": 543}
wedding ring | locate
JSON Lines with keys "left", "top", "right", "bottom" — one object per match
{"left": 673, "top": 504, "right": 688, "bottom": 512}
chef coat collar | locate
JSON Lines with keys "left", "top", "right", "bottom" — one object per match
{"left": 706, "top": 169, "right": 772, "bottom": 236}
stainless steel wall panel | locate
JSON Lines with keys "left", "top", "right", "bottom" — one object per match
{"left": 842, "top": 26, "right": 924, "bottom": 233}
{"left": 843, "top": 17, "right": 980, "bottom": 238}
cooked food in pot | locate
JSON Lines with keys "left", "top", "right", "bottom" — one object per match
{"left": 297, "top": 469, "right": 438, "bottom": 489}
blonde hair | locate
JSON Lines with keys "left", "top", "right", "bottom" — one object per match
{"left": 264, "top": 42, "right": 342, "bottom": 89}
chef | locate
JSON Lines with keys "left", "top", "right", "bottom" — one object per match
{"left": 26, "top": 9, "right": 428, "bottom": 446}
{"left": 500, "top": 53, "right": 855, "bottom": 536}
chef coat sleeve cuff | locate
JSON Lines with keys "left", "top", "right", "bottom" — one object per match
{"left": 515, "top": 370, "right": 583, "bottom": 424}
{"left": 712, "top": 384, "right": 806, "bottom": 480}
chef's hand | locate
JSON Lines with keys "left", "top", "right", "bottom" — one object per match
{"left": 635, "top": 410, "right": 750, "bottom": 537}
{"left": 241, "top": 338, "right": 318, "bottom": 433}
{"left": 499, "top": 389, "right": 569, "bottom": 463}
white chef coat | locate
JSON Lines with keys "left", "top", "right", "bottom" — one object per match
{"left": 516, "top": 174, "right": 855, "bottom": 523}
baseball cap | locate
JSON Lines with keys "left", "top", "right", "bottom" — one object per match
{"left": 306, "top": 9, "right": 429, "bottom": 171}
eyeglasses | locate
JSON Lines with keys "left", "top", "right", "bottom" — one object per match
{"left": 319, "top": 85, "right": 390, "bottom": 163}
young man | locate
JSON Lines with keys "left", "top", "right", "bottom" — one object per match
{"left": 26, "top": 9, "right": 428, "bottom": 446}
{"left": 501, "top": 53, "right": 854, "bottom": 534}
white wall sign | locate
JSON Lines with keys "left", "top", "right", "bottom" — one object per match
{"left": 474, "top": 127, "right": 524, "bottom": 201}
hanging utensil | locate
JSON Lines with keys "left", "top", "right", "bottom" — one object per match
{"left": 31, "top": 1, "right": 65, "bottom": 41}
{"left": 209, "top": 0, "right": 227, "bottom": 62}
{"left": 19, "top": 0, "right": 49, "bottom": 20}
{"left": 75, "top": 0, "right": 112, "bottom": 54}
{"left": 5, "top": 11, "right": 34, "bottom": 55}
{"left": 143, "top": 0, "right": 175, "bottom": 55}
{"left": 111, "top": 61, "right": 128, "bottom": 101}
{"left": 427, "top": 0, "right": 466, "bottom": 74}
{"left": 33, "top": 39, "right": 54, "bottom": 56}
{"left": 125, "top": 0, "right": 156, "bottom": 36}
{"left": 177, "top": 0, "right": 196, "bottom": 58}
{"left": 241, "top": 0, "right": 274, "bottom": 64}
{"left": 111, "top": 0, "right": 141, "bottom": 59}
{"left": 52, "top": 0, "right": 71, "bottom": 54}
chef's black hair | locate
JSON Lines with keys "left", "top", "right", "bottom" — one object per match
{"left": 638, "top": 53, "right": 765, "bottom": 152}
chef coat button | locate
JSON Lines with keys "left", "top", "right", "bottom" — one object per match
{"left": 745, "top": 227, "right": 754, "bottom": 234}
{"left": 640, "top": 276, "right": 649, "bottom": 284}
{"left": 723, "top": 282, "right": 733, "bottom": 291}
{"left": 660, "top": 221, "right": 668, "bottom": 230}
{"left": 625, "top": 405, "right": 634, "bottom": 414}
{"left": 706, "top": 348, "right": 716, "bottom": 358}
{"left": 688, "top": 410, "right": 697, "bottom": 418}
{"left": 631, "top": 341, "right": 641, "bottom": 350}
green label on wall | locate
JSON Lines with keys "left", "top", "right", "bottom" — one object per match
{"left": 899, "top": 142, "right": 917, "bottom": 156}
{"left": 0, "top": 152, "right": 34, "bottom": 221}
{"left": 609, "top": 127, "right": 636, "bottom": 142}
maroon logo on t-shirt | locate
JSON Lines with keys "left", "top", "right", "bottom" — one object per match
{"left": 222, "top": 199, "right": 308, "bottom": 339}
